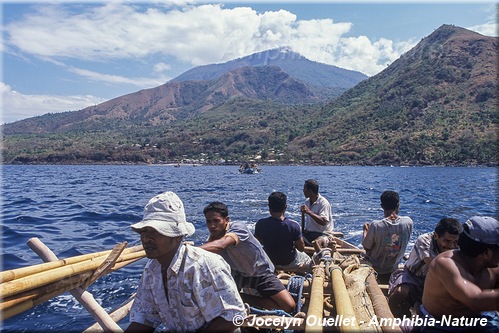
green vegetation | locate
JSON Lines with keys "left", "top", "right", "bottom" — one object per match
{"left": 1, "top": 25, "right": 497, "bottom": 166}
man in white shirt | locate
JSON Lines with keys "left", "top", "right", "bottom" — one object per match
{"left": 125, "top": 191, "right": 246, "bottom": 333}
{"left": 300, "top": 179, "right": 334, "bottom": 245}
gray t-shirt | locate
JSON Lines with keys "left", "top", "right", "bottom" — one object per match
{"left": 362, "top": 216, "right": 413, "bottom": 275}
{"left": 218, "top": 221, "right": 275, "bottom": 277}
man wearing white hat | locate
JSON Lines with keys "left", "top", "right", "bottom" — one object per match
{"left": 125, "top": 191, "right": 246, "bottom": 333}
{"left": 421, "top": 216, "right": 499, "bottom": 333}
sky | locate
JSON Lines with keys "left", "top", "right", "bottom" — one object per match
{"left": 1, "top": 1, "right": 497, "bottom": 124}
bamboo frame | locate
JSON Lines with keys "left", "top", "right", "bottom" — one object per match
{"left": 366, "top": 273, "right": 402, "bottom": 333}
{"left": 1, "top": 238, "right": 145, "bottom": 328}
{"left": 329, "top": 265, "right": 360, "bottom": 332}
{"left": 305, "top": 264, "right": 325, "bottom": 333}
{"left": 0, "top": 251, "right": 145, "bottom": 299}
{"left": 0, "top": 245, "right": 143, "bottom": 283}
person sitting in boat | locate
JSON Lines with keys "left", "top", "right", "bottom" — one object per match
{"left": 125, "top": 192, "right": 246, "bottom": 333}
{"left": 255, "top": 191, "right": 312, "bottom": 273}
{"left": 388, "top": 217, "right": 462, "bottom": 318}
{"left": 300, "top": 179, "right": 334, "bottom": 246}
{"left": 420, "top": 216, "right": 499, "bottom": 333}
{"left": 362, "top": 190, "right": 413, "bottom": 285}
{"left": 200, "top": 201, "right": 296, "bottom": 313}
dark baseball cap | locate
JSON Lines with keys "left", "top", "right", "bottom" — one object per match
{"left": 463, "top": 216, "right": 499, "bottom": 246}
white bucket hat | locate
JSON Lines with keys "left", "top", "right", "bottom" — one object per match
{"left": 131, "top": 191, "right": 195, "bottom": 237}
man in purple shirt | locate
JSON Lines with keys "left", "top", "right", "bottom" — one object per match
{"left": 255, "top": 191, "right": 311, "bottom": 273}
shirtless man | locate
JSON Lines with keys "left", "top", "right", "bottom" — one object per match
{"left": 388, "top": 217, "right": 462, "bottom": 317}
{"left": 421, "top": 216, "right": 499, "bottom": 332}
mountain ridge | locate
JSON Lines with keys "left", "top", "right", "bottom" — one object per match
{"left": 172, "top": 47, "right": 368, "bottom": 88}
{"left": 2, "top": 25, "right": 497, "bottom": 166}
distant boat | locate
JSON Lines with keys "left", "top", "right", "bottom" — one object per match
{"left": 239, "top": 163, "right": 260, "bottom": 174}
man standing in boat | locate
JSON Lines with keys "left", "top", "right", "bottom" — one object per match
{"left": 362, "top": 190, "right": 413, "bottom": 284}
{"left": 300, "top": 179, "right": 334, "bottom": 245}
{"left": 420, "top": 216, "right": 499, "bottom": 333}
{"left": 255, "top": 191, "right": 312, "bottom": 273}
{"left": 125, "top": 192, "right": 246, "bottom": 333}
{"left": 388, "top": 217, "right": 462, "bottom": 318}
{"left": 201, "top": 201, "right": 296, "bottom": 313}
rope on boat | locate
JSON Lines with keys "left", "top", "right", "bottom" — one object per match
{"left": 248, "top": 306, "right": 293, "bottom": 317}
{"left": 286, "top": 273, "right": 312, "bottom": 314}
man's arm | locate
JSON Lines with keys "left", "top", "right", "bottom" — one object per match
{"left": 301, "top": 205, "right": 328, "bottom": 226}
{"left": 294, "top": 238, "right": 306, "bottom": 252}
{"left": 199, "top": 235, "right": 237, "bottom": 253}
{"left": 433, "top": 255, "right": 499, "bottom": 312}
{"left": 362, "top": 223, "right": 373, "bottom": 251}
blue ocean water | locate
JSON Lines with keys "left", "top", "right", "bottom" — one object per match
{"left": 1, "top": 165, "right": 497, "bottom": 332}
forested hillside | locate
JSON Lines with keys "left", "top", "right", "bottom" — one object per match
{"left": 2, "top": 25, "right": 497, "bottom": 166}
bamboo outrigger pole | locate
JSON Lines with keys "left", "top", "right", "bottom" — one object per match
{"left": 366, "top": 273, "right": 402, "bottom": 333}
{"left": 83, "top": 294, "right": 136, "bottom": 333}
{"left": 0, "top": 247, "right": 145, "bottom": 299}
{"left": 329, "top": 265, "right": 360, "bottom": 332}
{"left": 0, "top": 245, "right": 144, "bottom": 284}
{"left": 1, "top": 272, "right": 93, "bottom": 319}
{"left": 26, "top": 238, "right": 124, "bottom": 332}
{"left": 305, "top": 264, "right": 325, "bottom": 333}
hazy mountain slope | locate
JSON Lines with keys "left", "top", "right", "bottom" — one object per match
{"left": 172, "top": 47, "right": 368, "bottom": 88}
{"left": 3, "top": 66, "right": 320, "bottom": 134}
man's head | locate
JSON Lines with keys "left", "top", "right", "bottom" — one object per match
{"left": 459, "top": 216, "right": 499, "bottom": 265}
{"left": 303, "top": 179, "right": 319, "bottom": 198}
{"left": 268, "top": 191, "right": 287, "bottom": 214}
{"left": 433, "top": 218, "right": 462, "bottom": 253}
{"left": 203, "top": 202, "right": 230, "bottom": 239}
{"left": 131, "top": 191, "right": 195, "bottom": 259}
{"left": 380, "top": 190, "right": 400, "bottom": 211}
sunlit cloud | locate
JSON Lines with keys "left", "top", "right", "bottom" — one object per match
{"left": 467, "top": 22, "right": 497, "bottom": 37}
{"left": 3, "top": 2, "right": 496, "bottom": 123}
{"left": 67, "top": 67, "right": 170, "bottom": 87}
{"left": 4, "top": 2, "right": 414, "bottom": 76}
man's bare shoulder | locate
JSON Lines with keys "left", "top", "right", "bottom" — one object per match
{"left": 431, "top": 249, "right": 458, "bottom": 270}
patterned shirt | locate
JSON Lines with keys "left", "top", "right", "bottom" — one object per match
{"left": 405, "top": 232, "right": 439, "bottom": 277}
{"left": 129, "top": 244, "right": 246, "bottom": 332}
{"left": 304, "top": 194, "right": 334, "bottom": 233}
{"left": 362, "top": 216, "right": 413, "bottom": 275}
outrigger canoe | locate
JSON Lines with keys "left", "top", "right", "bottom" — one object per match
{"left": 0, "top": 235, "right": 401, "bottom": 332}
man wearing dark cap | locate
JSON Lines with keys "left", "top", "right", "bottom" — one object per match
{"left": 125, "top": 191, "right": 246, "bottom": 333}
{"left": 420, "top": 216, "right": 499, "bottom": 332}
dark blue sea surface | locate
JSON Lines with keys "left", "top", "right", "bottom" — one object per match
{"left": 1, "top": 165, "right": 497, "bottom": 332}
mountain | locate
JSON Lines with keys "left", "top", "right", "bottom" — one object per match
{"left": 3, "top": 65, "right": 322, "bottom": 135}
{"left": 172, "top": 47, "right": 368, "bottom": 89}
{"left": 2, "top": 25, "right": 497, "bottom": 166}
{"left": 288, "top": 25, "right": 498, "bottom": 165}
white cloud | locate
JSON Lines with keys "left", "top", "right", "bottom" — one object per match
{"left": 1, "top": 83, "right": 107, "bottom": 124}
{"left": 68, "top": 67, "right": 170, "bottom": 87}
{"left": 4, "top": 3, "right": 413, "bottom": 76}
{"left": 153, "top": 62, "right": 172, "bottom": 73}
{"left": 467, "top": 22, "right": 498, "bottom": 37}
{"left": 3, "top": 2, "right": 495, "bottom": 123}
